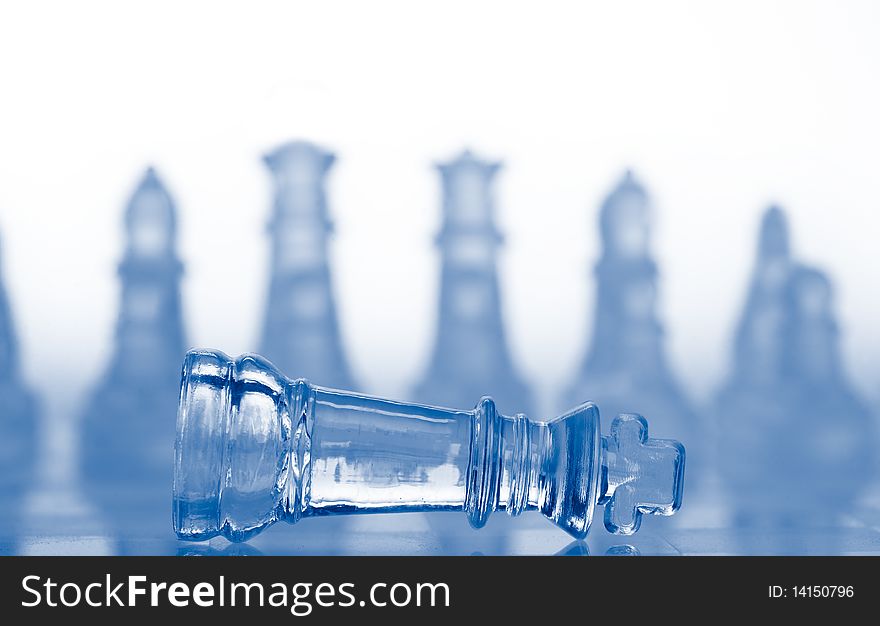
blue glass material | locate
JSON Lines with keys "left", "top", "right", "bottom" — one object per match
{"left": 715, "top": 206, "right": 876, "bottom": 526}
{"left": 413, "top": 150, "right": 533, "bottom": 417}
{"left": 0, "top": 232, "right": 38, "bottom": 507}
{"left": 173, "top": 349, "right": 685, "bottom": 542}
{"left": 259, "top": 141, "right": 355, "bottom": 390}
{"left": 563, "top": 171, "right": 701, "bottom": 468}
{"left": 80, "top": 167, "right": 187, "bottom": 531}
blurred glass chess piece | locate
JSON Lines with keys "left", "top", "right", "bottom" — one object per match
{"left": 173, "top": 350, "right": 685, "bottom": 543}
{"left": 80, "top": 167, "right": 187, "bottom": 541}
{"left": 413, "top": 150, "right": 533, "bottom": 416}
{"left": 0, "top": 231, "right": 38, "bottom": 513}
{"left": 715, "top": 206, "right": 875, "bottom": 539}
{"left": 259, "top": 141, "right": 355, "bottom": 390}
{"left": 563, "top": 171, "right": 701, "bottom": 473}
{"left": 411, "top": 150, "right": 534, "bottom": 549}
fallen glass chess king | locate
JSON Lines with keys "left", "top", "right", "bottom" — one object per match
{"left": 173, "top": 350, "right": 686, "bottom": 543}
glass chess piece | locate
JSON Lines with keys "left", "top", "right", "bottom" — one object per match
{"left": 715, "top": 206, "right": 875, "bottom": 542}
{"left": 173, "top": 350, "right": 686, "bottom": 542}
{"left": 258, "top": 140, "right": 355, "bottom": 390}
{"left": 563, "top": 171, "right": 700, "bottom": 479}
{"left": 413, "top": 149, "right": 533, "bottom": 415}
{"left": 252, "top": 140, "right": 361, "bottom": 551}
{"left": 0, "top": 231, "right": 39, "bottom": 518}
{"left": 411, "top": 149, "right": 534, "bottom": 550}
{"left": 80, "top": 167, "right": 187, "bottom": 542}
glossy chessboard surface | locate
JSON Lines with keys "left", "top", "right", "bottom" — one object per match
{"left": 3, "top": 479, "right": 880, "bottom": 556}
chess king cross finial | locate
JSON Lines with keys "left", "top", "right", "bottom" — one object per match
{"left": 599, "top": 415, "right": 685, "bottom": 534}
{"left": 173, "top": 350, "right": 686, "bottom": 542}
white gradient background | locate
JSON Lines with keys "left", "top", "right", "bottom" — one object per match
{"left": 1, "top": 0, "right": 879, "bottom": 435}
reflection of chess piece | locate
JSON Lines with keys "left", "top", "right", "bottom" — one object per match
{"left": 259, "top": 141, "right": 354, "bottom": 390}
{"left": 413, "top": 150, "right": 532, "bottom": 416}
{"left": 716, "top": 207, "right": 875, "bottom": 530}
{"left": 563, "top": 171, "right": 699, "bottom": 457}
{"left": 0, "top": 231, "right": 38, "bottom": 509}
{"left": 80, "top": 167, "right": 186, "bottom": 534}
